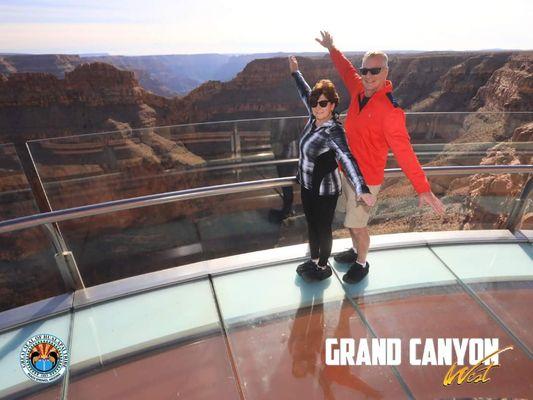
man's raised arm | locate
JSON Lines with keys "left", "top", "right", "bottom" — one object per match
{"left": 315, "top": 31, "right": 363, "bottom": 96}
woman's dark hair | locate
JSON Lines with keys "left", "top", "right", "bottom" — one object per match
{"left": 309, "top": 79, "right": 340, "bottom": 118}
{"left": 310, "top": 79, "right": 340, "bottom": 106}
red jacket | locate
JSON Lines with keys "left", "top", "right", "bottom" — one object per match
{"left": 329, "top": 47, "right": 430, "bottom": 194}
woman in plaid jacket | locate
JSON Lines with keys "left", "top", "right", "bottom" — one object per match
{"left": 289, "top": 56, "right": 375, "bottom": 282}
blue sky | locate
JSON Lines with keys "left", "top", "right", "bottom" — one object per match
{"left": 1, "top": 0, "right": 532, "bottom": 54}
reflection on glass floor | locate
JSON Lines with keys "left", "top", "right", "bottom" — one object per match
{"left": 1, "top": 241, "right": 532, "bottom": 399}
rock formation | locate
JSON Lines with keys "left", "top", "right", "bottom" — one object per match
{"left": 0, "top": 54, "right": 81, "bottom": 77}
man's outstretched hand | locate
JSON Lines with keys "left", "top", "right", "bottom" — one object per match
{"left": 360, "top": 193, "right": 376, "bottom": 207}
{"left": 418, "top": 191, "right": 445, "bottom": 215}
{"left": 315, "top": 31, "right": 334, "bottom": 50}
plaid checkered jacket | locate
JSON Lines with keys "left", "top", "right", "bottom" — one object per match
{"left": 292, "top": 71, "right": 369, "bottom": 196}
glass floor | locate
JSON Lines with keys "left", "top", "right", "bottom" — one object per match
{"left": 1, "top": 241, "right": 532, "bottom": 399}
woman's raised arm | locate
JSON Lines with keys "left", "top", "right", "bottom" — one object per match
{"left": 289, "top": 56, "right": 312, "bottom": 116}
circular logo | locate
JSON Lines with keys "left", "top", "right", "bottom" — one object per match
{"left": 19, "top": 334, "right": 69, "bottom": 383}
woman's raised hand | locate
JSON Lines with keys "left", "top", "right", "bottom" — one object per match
{"left": 360, "top": 193, "right": 376, "bottom": 207}
{"left": 315, "top": 31, "right": 334, "bottom": 50}
{"left": 288, "top": 55, "right": 299, "bottom": 73}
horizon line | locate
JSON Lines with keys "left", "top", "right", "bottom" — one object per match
{"left": 1, "top": 48, "right": 532, "bottom": 57}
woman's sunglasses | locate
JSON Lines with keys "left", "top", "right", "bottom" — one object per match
{"left": 310, "top": 99, "right": 330, "bottom": 108}
{"left": 359, "top": 67, "right": 382, "bottom": 75}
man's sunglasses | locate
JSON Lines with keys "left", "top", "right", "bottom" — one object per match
{"left": 359, "top": 67, "right": 383, "bottom": 75}
{"left": 310, "top": 99, "right": 330, "bottom": 108}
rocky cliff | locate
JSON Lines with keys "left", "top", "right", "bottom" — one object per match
{"left": 462, "top": 121, "right": 533, "bottom": 230}
{"left": 0, "top": 54, "right": 81, "bottom": 77}
{"left": 0, "top": 62, "right": 158, "bottom": 145}
{"left": 2, "top": 51, "right": 532, "bottom": 146}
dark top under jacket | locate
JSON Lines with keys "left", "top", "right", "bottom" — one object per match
{"left": 292, "top": 70, "right": 370, "bottom": 197}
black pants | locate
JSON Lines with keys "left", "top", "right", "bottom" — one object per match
{"left": 301, "top": 186, "right": 338, "bottom": 266}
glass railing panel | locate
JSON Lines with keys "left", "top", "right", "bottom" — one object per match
{"left": 0, "top": 144, "right": 68, "bottom": 312}
{"left": 45, "top": 170, "right": 528, "bottom": 288}
{"left": 405, "top": 111, "right": 533, "bottom": 144}
{"left": 0, "top": 225, "right": 67, "bottom": 312}
{"left": 0, "top": 143, "right": 40, "bottom": 220}
{"left": 332, "top": 172, "right": 531, "bottom": 238}
{"left": 394, "top": 111, "right": 533, "bottom": 168}
{"left": 26, "top": 121, "right": 296, "bottom": 209}
{"left": 55, "top": 185, "right": 301, "bottom": 286}
{"left": 25, "top": 127, "right": 210, "bottom": 210}
{"left": 26, "top": 112, "right": 532, "bottom": 210}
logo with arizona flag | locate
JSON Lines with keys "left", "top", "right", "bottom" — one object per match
{"left": 19, "top": 334, "right": 69, "bottom": 383}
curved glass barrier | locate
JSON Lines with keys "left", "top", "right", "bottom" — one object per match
{"left": 0, "top": 143, "right": 40, "bottom": 221}
{"left": 29, "top": 170, "right": 529, "bottom": 288}
{"left": 1, "top": 167, "right": 530, "bottom": 311}
{"left": 25, "top": 112, "right": 533, "bottom": 210}
{"left": 0, "top": 224, "right": 67, "bottom": 312}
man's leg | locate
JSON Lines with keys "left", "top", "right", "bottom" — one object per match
{"left": 341, "top": 182, "right": 380, "bottom": 283}
{"left": 348, "top": 227, "right": 358, "bottom": 252}
{"left": 333, "top": 175, "right": 359, "bottom": 263}
{"left": 350, "top": 227, "right": 370, "bottom": 265}
{"left": 343, "top": 180, "right": 381, "bottom": 260}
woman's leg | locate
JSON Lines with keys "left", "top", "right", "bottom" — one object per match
{"left": 301, "top": 187, "right": 320, "bottom": 260}
{"left": 316, "top": 194, "right": 339, "bottom": 266}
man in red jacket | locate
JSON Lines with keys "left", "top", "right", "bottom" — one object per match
{"left": 316, "top": 31, "right": 444, "bottom": 284}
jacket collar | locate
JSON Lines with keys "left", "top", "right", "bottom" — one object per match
{"left": 311, "top": 117, "right": 336, "bottom": 128}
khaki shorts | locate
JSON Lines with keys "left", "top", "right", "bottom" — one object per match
{"left": 337, "top": 174, "right": 381, "bottom": 228}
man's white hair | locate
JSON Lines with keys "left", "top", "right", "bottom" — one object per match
{"left": 362, "top": 51, "right": 389, "bottom": 68}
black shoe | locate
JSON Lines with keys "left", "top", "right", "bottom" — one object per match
{"left": 334, "top": 248, "right": 358, "bottom": 264}
{"left": 301, "top": 263, "right": 332, "bottom": 282}
{"left": 342, "top": 262, "right": 369, "bottom": 284}
{"left": 296, "top": 259, "right": 315, "bottom": 274}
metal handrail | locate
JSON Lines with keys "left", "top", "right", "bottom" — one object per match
{"left": 28, "top": 142, "right": 533, "bottom": 188}
{"left": 0, "top": 164, "right": 531, "bottom": 235}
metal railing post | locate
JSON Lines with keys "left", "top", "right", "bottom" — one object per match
{"left": 234, "top": 123, "right": 241, "bottom": 159}
{"left": 234, "top": 123, "right": 241, "bottom": 181}
{"left": 43, "top": 223, "right": 85, "bottom": 290}
{"left": 506, "top": 175, "right": 532, "bottom": 232}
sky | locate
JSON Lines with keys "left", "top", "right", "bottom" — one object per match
{"left": 0, "top": 0, "right": 532, "bottom": 55}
